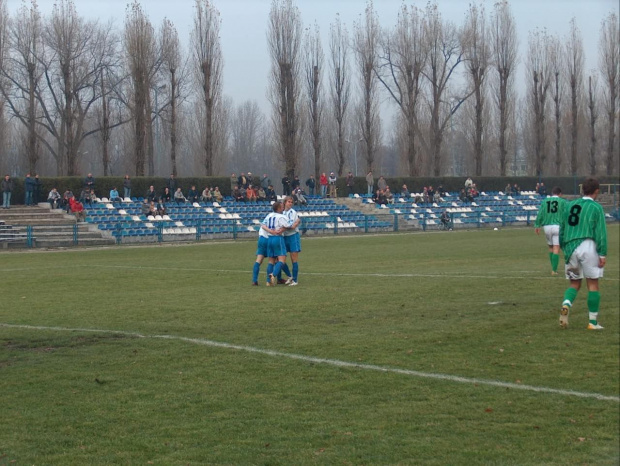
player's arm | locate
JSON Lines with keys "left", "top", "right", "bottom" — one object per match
{"left": 594, "top": 207, "right": 607, "bottom": 265}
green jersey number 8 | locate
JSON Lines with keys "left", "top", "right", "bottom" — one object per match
{"left": 568, "top": 204, "right": 582, "bottom": 226}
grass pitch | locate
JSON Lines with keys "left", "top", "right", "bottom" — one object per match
{"left": 1, "top": 225, "right": 618, "bottom": 464}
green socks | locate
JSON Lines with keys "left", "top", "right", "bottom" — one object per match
{"left": 551, "top": 253, "right": 559, "bottom": 272}
{"left": 563, "top": 287, "right": 578, "bottom": 307}
{"left": 587, "top": 291, "right": 601, "bottom": 324}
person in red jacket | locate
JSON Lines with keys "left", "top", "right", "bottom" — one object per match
{"left": 319, "top": 172, "right": 328, "bottom": 198}
{"left": 69, "top": 197, "right": 85, "bottom": 222}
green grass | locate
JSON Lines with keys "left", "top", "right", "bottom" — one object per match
{"left": 1, "top": 225, "right": 618, "bottom": 465}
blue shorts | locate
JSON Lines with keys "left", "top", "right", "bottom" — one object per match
{"left": 267, "top": 236, "right": 286, "bottom": 258}
{"left": 283, "top": 233, "right": 301, "bottom": 253}
{"left": 255, "top": 236, "right": 268, "bottom": 257}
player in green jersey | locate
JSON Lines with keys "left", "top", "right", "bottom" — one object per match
{"left": 534, "top": 186, "right": 567, "bottom": 275}
{"left": 559, "top": 178, "right": 608, "bottom": 330}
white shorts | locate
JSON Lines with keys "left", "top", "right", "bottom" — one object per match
{"left": 543, "top": 224, "right": 560, "bottom": 246}
{"left": 565, "top": 239, "right": 604, "bottom": 280}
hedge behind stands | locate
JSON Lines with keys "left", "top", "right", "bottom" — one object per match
{"left": 4, "top": 175, "right": 618, "bottom": 205}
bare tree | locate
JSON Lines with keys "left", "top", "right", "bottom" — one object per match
{"left": 377, "top": 4, "right": 425, "bottom": 176}
{"left": 422, "top": 3, "right": 467, "bottom": 176}
{"left": 1, "top": 0, "right": 42, "bottom": 173}
{"left": 230, "top": 99, "right": 263, "bottom": 169}
{"left": 161, "top": 18, "right": 185, "bottom": 176}
{"left": 462, "top": 2, "right": 489, "bottom": 177}
{"left": 548, "top": 34, "right": 563, "bottom": 174}
{"left": 304, "top": 22, "right": 323, "bottom": 179}
{"left": 489, "top": 0, "right": 517, "bottom": 176}
{"left": 565, "top": 17, "right": 583, "bottom": 176}
{"left": 124, "top": 1, "right": 158, "bottom": 175}
{"left": 267, "top": 0, "right": 303, "bottom": 178}
{"left": 328, "top": 13, "right": 350, "bottom": 178}
{"left": 0, "top": 0, "right": 8, "bottom": 171}
{"left": 353, "top": 1, "right": 381, "bottom": 175}
{"left": 599, "top": 13, "right": 619, "bottom": 176}
{"left": 527, "top": 28, "right": 552, "bottom": 177}
{"left": 192, "top": 0, "right": 223, "bottom": 176}
{"left": 587, "top": 75, "right": 598, "bottom": 175}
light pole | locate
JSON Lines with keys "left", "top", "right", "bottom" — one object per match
{"left": 346, "top": 137, "right": 363, "bottom": 176}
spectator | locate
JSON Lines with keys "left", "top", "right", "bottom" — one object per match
{"left": 186, "top": 185, "right": 199, "bottom": 203}
{"left": 465, "top": 177, "right": 473, "bottom": 189}
{"left": 47, "top": 188, "right": 61, "bottom": 209}
{"left": 230, "top": 173, "right": 237, "bottom": 191}
{"left": 33, "top": 174, "right": 42, "bottom": 204}
{"left": 291, "top": 175, "right": 301, "bottom": 191}
{"left": 305, "top": 175, "right": 316, "bottom": 196}
{"left": 265, "top": 185, "right": 277, "bottom": 202}
{"left": 156, "top": 199, "right": 167, "bottom": 216}
{"left": 512, "top": 183, "right": 520, "bottom": 196}
{"left": 257, "top": 186, "right": 267, "bottom": 202}
{"left": 504, "top": 183, "right": 512, "bottom": 195}
{"left": 281, "top": 174, "right": 291, "bottom": 195}
{"left": 377, "top": 176, "right": 387, "bottom": 191}
{"left": 440, "top": 210, "right": 452, "bottom": 230}
{"left": 62, "top": 188, "right": 74, "bottom": 212}
{"left": 24, "top": 173, "right": 35, "bottom": 206}
{"left": 292, "top": 186, "right": 307, "bottom": 206}
{"left": 246, "top": 172, "right": 253, "bottom": 187}
{"left": 428, "top": 186, "right": 435, "bottom": 203}
{"left": 238, "top": 172, "right": 248, "bottom": 188}
{"left": 161, "top": 187, "right": 172, "bottom": 203}
{"left": 84, "top": 173, "right": 95, "bottom": 190}
{"left": 246, "top": 185, "right": 258, "bottom": 203}
{"left": 401, "top": 184, "right": 410, "bottom": 197}
{"left": 174, "top": 187, "right": 186, "bottom": 204}
{"left": 385, "top": 187, "right": 394, "bottom": 204}
{"left": 146, "top": 185, "right": 157, "bottom": 202}
{"left": 123, "top": 175, "right": 132, "bottom": 199}
{"left": 328, "top": 172, "right": 337, "bottom": 198}
{"left": 346, "top": 171, "right": 354, "bottom": 196}
{"left": 261, "top": 174, "right": 271, "bottom": 191}
{"left": 423, "top": 186, "right": 430, "bottom": 204}
{"left": 141, "top": 199, "right": 151, "bottom": 216}
{"left": 366, "top": 171, "right": 374, "bottom": 196}
{"left": 79, "top": 188, "right": 93, "bottom": 206}
{"left": 459, "top": 188, "right": 468, "bottom": 203}
{"left": 69, "top": 197, "right": 85, "bottom": 222}
{"left": 213, "top": 187, "right": 223, "bottom": 203}
{"left": 538, "top": 182, "right": 547, "bottom": 197}
{"left": 2, "top": 175, "right": 14, "bottom": 209}
{"left": 201, "top": 186, "right": 213, "bottom": 202}
{"left": 109, "top": 187, "right": 122, "bottom": 203}
{"left": 166, "top": 174, "right": 177, "bottom": 194}
{"left": 319, "top": 172, "right": 328, "bottom": 198}
{"left": 233, "top": 185, "right": 245, "bottom": 202}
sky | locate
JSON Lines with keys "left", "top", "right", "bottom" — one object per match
{"left": 5, "top": 0, "right": 619, "bottom": 114}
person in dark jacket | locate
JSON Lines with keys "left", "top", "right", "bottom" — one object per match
{"left": 2, "top": 174, "right": 14, "bottom": 209}
{"left": 84, "top": 173, "right": 95, "bottom": 190}
{"left": 24, "top": 173, "right": 36, "bottom": 205}
{"left": 305, "top": 175, "right": 316, "bottom": 196}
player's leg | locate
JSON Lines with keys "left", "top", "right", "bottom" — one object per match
{"left": 581, "top": 240, "right": 605, "bottom": 330}
{"left": 252, "top": 255, "right": 264, "bottom": 285}
{"left": 585, "top": 278, "right": 603, "bottom": 329}
{"left": 266, "top": 258, "right": 276, "bottom": 286}
{"left": 561, "top": 251, "right": 583, "bottom": 328}
{"left": 289, "top": 251, "right": 299, "bottom": 285}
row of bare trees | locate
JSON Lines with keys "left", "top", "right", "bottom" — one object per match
{"left": 0, "top": 0, "right": 617, "bottom": 180}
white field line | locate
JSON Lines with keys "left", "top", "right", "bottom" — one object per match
{"left": 2, "top": 323, "right": 618, "bottom": 403}
{"left": 3, "top": 263, "right": 619, "bottom": 281}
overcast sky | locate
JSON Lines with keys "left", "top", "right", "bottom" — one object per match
{"left": 5, "top": 0, "right": 619, "bottom": 113}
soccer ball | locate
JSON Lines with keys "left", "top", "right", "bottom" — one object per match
{"left": 493, "top": 227, "right": 499, "bottom": 231}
